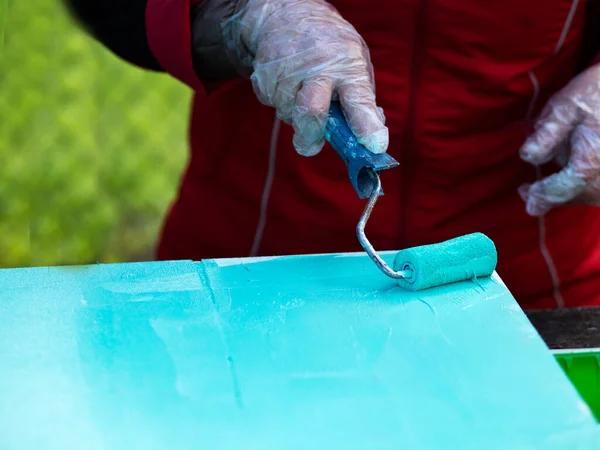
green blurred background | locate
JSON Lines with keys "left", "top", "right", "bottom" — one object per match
{"left": 0, "top": 1, "right": 191, "bottom": 268}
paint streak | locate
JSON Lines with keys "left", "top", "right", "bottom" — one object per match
{"left": 197, "top": 264, "right": 245, "bottom": 410}
{"left": 226, "top": 355, "right": 244, "bottom": 409}
{"left": 418, "top": 297, "right": 453, "bottom": 347}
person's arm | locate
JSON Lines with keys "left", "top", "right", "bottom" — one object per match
{"left": 66, "top": 0, "right": 389, "bottom": 156}
{"left": 63, "top": 0, "right": 163, "bottom": 72}
{"left": 63, "top": 0, "right": 243, "bottom": 81}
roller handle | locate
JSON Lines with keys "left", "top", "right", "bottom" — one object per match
{"left": 324, "top": 101, "right": 399, "bottom": 199}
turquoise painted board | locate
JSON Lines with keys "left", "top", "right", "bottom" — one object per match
{"left": 0, "top": 254, "right": 599, "bottom": 450}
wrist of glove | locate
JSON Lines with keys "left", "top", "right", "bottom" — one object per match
{"left": 221, "top": 0, "right": 389, "bottom": 156}
{"left": 190, "top": 0, "right": 249, "bottom": 81}
{"left": 519, "top": 64, "right": 600, "bottom": 216}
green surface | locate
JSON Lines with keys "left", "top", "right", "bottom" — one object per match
{"left": 555, "top": 350, "right": 600, "bottom": 422}
{"left": 0, "top": 1, "right": 191, "bottom": 268}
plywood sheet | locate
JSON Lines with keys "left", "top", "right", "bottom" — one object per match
{"left": 0, "top": 254, "right": 598, "bottom": 449}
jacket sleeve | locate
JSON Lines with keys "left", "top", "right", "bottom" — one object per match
{"left": 145, "top": 0, "right": 205, "bottom": 90}
{"left": 63, "top": 0, "right": 163, "bottom": 72}
{"left": 580, "top": 0, "right": 600, "bottom": 69}
{"left": 64, "top": 0, "right": 247, "bottom": 92}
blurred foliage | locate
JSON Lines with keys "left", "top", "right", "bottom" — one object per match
{"left": 1, "top": 1, "right": 6, "bottom": 58}
{"left": 0, "top": 1, "right": 191, "bottom": 268}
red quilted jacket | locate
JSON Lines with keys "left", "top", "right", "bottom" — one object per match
{"left": 146, "top": 0, "right": 600, "bottom": 309}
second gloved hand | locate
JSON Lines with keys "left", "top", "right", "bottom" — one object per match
{"left": 223, "top": 0, "right": 388, "bottom": 156}
{"left": 519, "top": 64, "right": 600, "bottom": 216}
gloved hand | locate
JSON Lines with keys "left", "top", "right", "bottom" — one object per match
{"left": 519, "top": 64, "right": 600, "bottom": 216}
{"left": 223, "top": 0, "right": 388, "bottom": 156}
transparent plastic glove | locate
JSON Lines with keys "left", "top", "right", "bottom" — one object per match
{"left": 223, "top": 0, "right": 388, "bottom": 156}
{"left": 519, "top": 64, "right": 600, "bottom": 216}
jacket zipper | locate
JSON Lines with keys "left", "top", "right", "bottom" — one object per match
{"left": 400, "top": 0, "right": 429, "bottom": 247}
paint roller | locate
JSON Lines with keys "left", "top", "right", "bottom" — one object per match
{"left": 324, "top": 101, "right": 498, "bottom": 291}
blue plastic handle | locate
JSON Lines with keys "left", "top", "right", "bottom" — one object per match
{"left": 324, "top": 101, "right": 399, "bottom": 199}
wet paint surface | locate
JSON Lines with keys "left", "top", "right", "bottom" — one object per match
{"left": 0, "top": 255, "right": 599, "bottom": 449}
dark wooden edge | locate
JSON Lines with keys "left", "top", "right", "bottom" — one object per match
{"left": 525, "top": 307, "right": 600, "bottom": 350}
